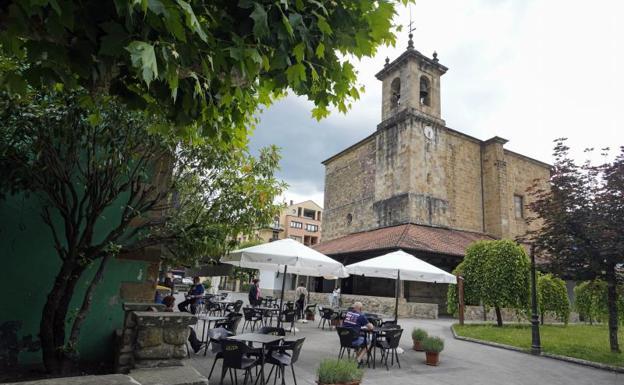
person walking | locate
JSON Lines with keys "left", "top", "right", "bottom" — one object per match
{"left": 295, "top": 281, "right": 308, "bottom": 320}
{"left": 248, "top": 278, "right": 262, "bottom": 306}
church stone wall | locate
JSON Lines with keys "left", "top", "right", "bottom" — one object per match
{"left": 323, "top": 138, "right": 376, "bottom": 240}
{"left": 504, "top": 151, "right": 551, "bottom": 239}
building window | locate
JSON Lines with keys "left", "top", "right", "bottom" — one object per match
{"left": 305, "top": 224, "right": 318, "bottom": 232}
{"left": 346, "top": 213, "right": 353, "bottom": 225}
{"left": 514, "top": 195, "right": 524, "bottom": 219}
{"left": 271, "top": 231, "right": 279, "bottom": 241}
{"left": 290, "top": 221, "right": 303, "bottom": 229}
{"left": 420, "top": 76, "right": 430, "bottom": 106}
{"left": 390, "top": 77, "right": 401, "bottom": 109}
{"left": 303, "top": 209, "right": 316, "bottom": 219}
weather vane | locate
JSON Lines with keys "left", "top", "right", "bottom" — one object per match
{"left": 407, "top": 4, "right": 415, "bottom": 49}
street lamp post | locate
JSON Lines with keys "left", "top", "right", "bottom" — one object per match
{"left": 530, "top": 244, "right": 541, "bottom": 355}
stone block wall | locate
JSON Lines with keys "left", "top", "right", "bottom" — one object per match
{"left": 114, "top": 303, "right": 195, "bottom": 374}
{"left": 463, "top": 305, "right": 579, "bottom": 324}
{"left": 277, "top": 290, "right": 438, "bottom": 319}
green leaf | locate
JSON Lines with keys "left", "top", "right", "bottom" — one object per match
{"left": 315, "top": 42, "right": 325, "bottom": 59}
{"left": 293, "top": 43, "right": 305, "bottom": 63}
{"left": 317, "top": 16, "right": 332, "bottom": 35}
{"left": 285, "top": 63, "right": 306, "bottom": 86}
{"left": 281, "top": 15, "right": 294, "bottom": 38}
{"left": 126, "top": 41, "right": 159, "bottom": 86}
{"left": 176, "top": 0, "right": 207, "bottom": 42}
{"left": 250, "top": 3, "right": 269, "bottom": 38}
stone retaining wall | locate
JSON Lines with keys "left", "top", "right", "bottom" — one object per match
{"left": 269, "top": 290, "right": 438, "bottom": 319}
{"left": 464, "top": 305, "right": 580, "bottom": 323}
{"left": 114, "top": 303, "right": 196, "bottom": 373}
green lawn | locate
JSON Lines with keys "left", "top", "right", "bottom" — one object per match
{"left": 453, "top": 323, "right": 624, "bottom": 367}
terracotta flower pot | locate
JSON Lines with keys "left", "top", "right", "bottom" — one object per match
{"left": 306, "top": 313, "right": 315, "bottom": 321}
{"left": 425, "top": 351, "right": 440, "bottom": 366}
{"left": 412, "top": 339, "right": 424, "bottom": 351}
{"left": 330, "top": 318, "right": 342, "bottom": 327}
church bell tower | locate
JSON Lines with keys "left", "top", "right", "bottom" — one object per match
{"left": 375, "top": 34, "right": 447, "bottom": 125}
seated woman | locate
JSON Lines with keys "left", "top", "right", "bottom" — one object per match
{"left": 163, "top": 295, "right": 203, "bottom": 353}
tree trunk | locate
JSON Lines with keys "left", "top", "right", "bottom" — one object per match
{"left": 40, "top": 261, "right": 78, "bottom": 374}
{"left": 63, "top": 255, "right": 110, "bottom": 372}
{"left": 606, "top": 267, "right": 620, "bottom": 353}
{"left": 540, "top": 312, "right": 544, "bottom": 325}
{"left": 495, "top": 306, "right": 503, "bottom": 327}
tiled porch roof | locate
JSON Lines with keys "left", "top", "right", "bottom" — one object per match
{"left": 313, "top": 223, "right": 495, "bottom": 257}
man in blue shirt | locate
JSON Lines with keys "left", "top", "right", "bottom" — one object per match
{"left": 342, "top": 301, "right": 373, "bottom": 365}
{"left": 178, "top": 277, "right": 205, "bottom": 314}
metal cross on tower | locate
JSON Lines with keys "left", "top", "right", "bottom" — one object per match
{"left": 407, "top": 5, "right": 416, "bottom": 49}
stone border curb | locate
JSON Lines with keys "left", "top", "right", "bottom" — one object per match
{"left": 450, "top": 325, "right": 624, "bottom": 374}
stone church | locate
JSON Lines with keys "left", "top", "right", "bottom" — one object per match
{"left": 314, "top": 37, "right": 551, "bottom": 314}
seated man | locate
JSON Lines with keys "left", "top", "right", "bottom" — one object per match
{"left": 342, "top": 301, "right": 373, "bottom": 365}
{"left": 178, "top": 277, "right": 205, "bottom": 314}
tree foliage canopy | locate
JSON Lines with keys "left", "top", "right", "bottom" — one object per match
{"left": 537, "top": 273, "right": 570, "bottom": 325}
{"left": 574, "top": 280, "right": 624, "bottom": 326}
{"left": 0, "top": 90, "right": 285, "bottom": 372}
{"left": 0, "top": 0, "right": 412, "bottom": 141}
{"left": 528, "top": 138, "right": 624, "bottom": 352}
{"left": 448, "top": 240, "right": 530, "bottom": 325}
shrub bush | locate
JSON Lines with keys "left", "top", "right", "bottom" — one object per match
{"left": 240, "top": 283, "right": 253, "bottom": 293}
{"left": 317, "top": 359, "right": 363, "bottom": 384}
{"left": 537, "top": 273, "right": 570, "bottom": 324}
{"left": 574, "top": 280, "right": 624, "bottom": 325}
{"left": 422, "top": 336, "right": 445, "bottom": 353}
{"left": 411, "top": 328, "right": 428, "bottom": 341}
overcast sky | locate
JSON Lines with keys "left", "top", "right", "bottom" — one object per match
{"left": 248, "top": 0, "right": 624, "bottom": 207}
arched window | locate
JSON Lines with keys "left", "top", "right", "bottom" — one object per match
{"left": 390, "top": 77, "right": 401, "bottom": 109}
{"left": 346, "top": 213, "right": 353, "bottom": 225}
{"left": 420, "top": 76, "right": 430, "bottom": 106}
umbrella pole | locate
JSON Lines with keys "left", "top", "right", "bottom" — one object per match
{"left": 394, "top": 269, "right": 400, "bottom": 323}
{"left": 278, "top": 265, "right": 288, "bottom": 328}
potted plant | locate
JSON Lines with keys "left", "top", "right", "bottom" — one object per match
{"left": 317, "top": 359, "right": 363, "bottom": 385}
{"left": 411, "top": 328, "right": 428, "bottom": 351}
{"left": 422, "top": 336, "right": 444, "bottom": 366}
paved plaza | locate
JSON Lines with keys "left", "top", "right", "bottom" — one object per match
{"left": 184, "top": 293, "right": 621, "bottom": 385}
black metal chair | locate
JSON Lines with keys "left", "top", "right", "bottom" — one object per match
{"left": 257, "top": 326, "right": 286, "bottom": 336}
{"left": 206, "top": 328, "right": 234, "bottom": 377}
{"left": 374, "top": 328, "right": 403, "bottom": 370}
{"left": 279, "top": 308, "right": 297, "bottom": 335}
{"left": 215, "top": 312, "right": 243, "bottom": 334}
{"left": 265, "top": 337, "right": 305, "bottom": 385}
{"left": 380, "top": 320, "right": 399, "bottom": 328}
{"left": 336, "top": 326, "right": 361, "bottom": 359}
{"left": 219, "top": 339, "right": 261, "bottom": 385}
{"left": 319, "top": 308, "right": 337, "bottom": 330}
{"left": 304, "top": 304, "right": 317, "bottom": 321}
{"left": 242, "top": 307, "right": 262, "bottom": 332}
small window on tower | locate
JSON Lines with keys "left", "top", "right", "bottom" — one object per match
{"left": 514, "top": 195, "right": 524, "bottom": 219}
{"left": 420, "top": 76, "right": 430, "bottom": 106}
{"left": 390, "top": 77, "right": 401, "bottom": 109}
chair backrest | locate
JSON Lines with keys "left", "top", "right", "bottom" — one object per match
{"left": 221, "top": 340, "right": 251, "bottom": 369}
{"left": 233, "top": 300, "right": 244, "bottom": 312}
{"left": 285, "top": 301, "right": 294, "bottom": 311}
{"left": 257, "top": 326, "right": 286, "bottom": 336}
{"left": 305, "top": 304, "right": 317, "bottom": 314}
{"left": 242, "top": 307, "right": 255, "bottom": 320}
{"left": 208, "top": 327, "right": 233, "bottom": 353}
{"left": 384, "top": 328, "right": 403, "bottom": 349}
{"left": 321, "top": 307, "right": 334, "bottom": 319}
{"left": 336, "top": 326, "right": 358, "bottom": 348}
{"left": 380, "top": 320, "right": 398, "bottom": 328}
{"left": 282, "top": 309, "right": 296, "bottom": 322}
{"left": 288, "top": 338, "right": 306, "bottom": 364}
{"left": 228, "top": 314, "right": 243, "bottom": 334}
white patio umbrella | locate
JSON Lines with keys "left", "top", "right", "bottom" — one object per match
{"left": 345, "top": 249, "right": 456, "bottom": 322}
{"left": 221, "top": 238, "right": 349, "bottom": 325}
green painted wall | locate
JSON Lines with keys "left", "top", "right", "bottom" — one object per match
{"left": 0, "top": 193, "right": 148, "bottom": 367}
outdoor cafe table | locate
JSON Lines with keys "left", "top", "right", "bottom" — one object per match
{"left": 227, "top": 332, "right": 284, "bottom": 385}
{"left": 195, "top": 315, "right": 228, "bottom": 355}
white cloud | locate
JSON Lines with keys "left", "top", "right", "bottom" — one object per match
{"left": 251, "top": 0, "right": 624, "bottom": 203}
